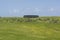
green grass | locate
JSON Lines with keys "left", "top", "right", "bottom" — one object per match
{"left": 0, "top": 22, "right": 60, "bottom": 40}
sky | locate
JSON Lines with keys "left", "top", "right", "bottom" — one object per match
{"left": 0, "top": 0, "right": 60, "bottom": 17}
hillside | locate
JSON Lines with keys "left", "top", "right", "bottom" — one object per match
{"left": 0, "top": 17, "right": 60, "bottom": 40}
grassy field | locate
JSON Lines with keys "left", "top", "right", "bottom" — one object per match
{"left": 0, "top": 17, "right": 60, "bottom": 40}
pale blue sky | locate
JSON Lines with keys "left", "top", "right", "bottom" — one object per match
{"left": 0, "top": 0, "right": 60, "bottom": 17}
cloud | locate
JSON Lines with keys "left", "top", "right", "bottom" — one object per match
{"left": 20, "top": 8, "right": 33, "bottom": 15}
{"left": 22, "top": 8, "right": 41, "bottom": 15}
{"left": 13, "top": 9, "right": 20, "bottom": 13}
{"left": 50, "top": 8, "right": 54, "bottom": 11}
{"left": 48, "top": 8, "right": 55, "bottom": 12}
{"left": 9, "top": 9, "right": 20, "bottom": 14}
{"left": 33, "top": 8, "right": 40, "bottom": 13}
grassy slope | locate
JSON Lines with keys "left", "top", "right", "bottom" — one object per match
{"left": 0, "top": 22, "right": 60, "bottom": 40}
